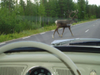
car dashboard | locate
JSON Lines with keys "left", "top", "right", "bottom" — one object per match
{"left": 0, "top": 49, "right": 100, "bottom": 75}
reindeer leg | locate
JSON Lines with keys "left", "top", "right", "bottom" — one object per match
{"left": 68, "top": 27, "right": 74, "bottom": 36}
{"left": 61, "top": 27, "right": 65, "bottom": 37}
{"left": 57, "top": 29, "right": 61, "bottom": 37}
{"left": 52, "top": 27, "right": 59, "bottom": 38}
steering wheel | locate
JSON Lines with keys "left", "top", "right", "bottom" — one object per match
{"left": 0, "top": 41, "right": 81, "bottom": 75}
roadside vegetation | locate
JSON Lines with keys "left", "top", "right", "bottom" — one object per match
{"left": 0, "top": 0, "right": 100, "bottom": 42}
{"left": 0, "top": 19, "right": 96, "bottom": 42}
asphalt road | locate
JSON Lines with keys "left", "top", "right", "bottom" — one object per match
{"left": 0, "top": 19, "right": 100, "bottom": 47}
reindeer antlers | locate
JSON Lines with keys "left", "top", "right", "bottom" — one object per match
{"left": 73, "top": 9, "right": 79, "bottom": 18}
{"left": 68, "top": 9, "right": 78, "bottom": 19}
{"left": 74, "top": 9, "right": 79, "bottom": 13}
{"left": 68, "top": 10, "right": 74, "bottom": 18}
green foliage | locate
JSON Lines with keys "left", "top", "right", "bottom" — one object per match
{"left": 0, "top": 6, "right": 41, "bottom": 34}
{"left": 78, "top": 0, "right": 86, "bottom": 19}
{"left": 0, "top": 0, "right": 100, "bottom": 35}
{"left": 1, "top": 0, "right": 15, "bottom": 10}
{"left": 0, "top": 19, "right": 96, "bottom": 42}
{"left": 90, "top": 15, "right": 96, "bottom": 19}
{"left": 84, "top": 14, "right": 89, "bottom": 20}
{"left": 38, "top": 1, "right": 45, "bottom": 16}
{"left": 0, "top": 7, "right": 16, "bottom": 34}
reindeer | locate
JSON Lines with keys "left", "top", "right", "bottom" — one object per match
{"left": 52, "top": 10, "right": 78, "bottom": 38}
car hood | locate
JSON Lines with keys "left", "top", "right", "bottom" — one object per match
{"left": 51, "top": 38, "right": 100, "bottom": 46}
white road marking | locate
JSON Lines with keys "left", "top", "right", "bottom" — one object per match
{"left": 0, "top": 42, "right": 6, "bottom": 45}
{"left": 22, "top": 36, "right": 30, "bottom": 39}
{"left": 40, "top": 32, "right": 45, "bottom": 34}
{"left": 85, "top": 29, "right": 89, "bottom": 33}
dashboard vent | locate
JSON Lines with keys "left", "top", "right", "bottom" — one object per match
{"left": 56, "top": 69, "right": 74, "bottom": 75}
{"left": 0, "top": 67, "right": 25, "bottom": 75}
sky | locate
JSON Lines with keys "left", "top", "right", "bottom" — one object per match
{"left": 88, "top": 0, "right": 100, "bottom": 6}
{"left": 25, "top": 0, "right": 100, "bottom": 6}
{"left": 0, "top": 0, "right": 100, "bottom": 6}
{"left": 74, "top": 0, "right": 100, "bottom": 6}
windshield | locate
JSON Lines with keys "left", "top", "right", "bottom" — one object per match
{"left": 0, "top": 0, "right": 100, "bottom": 47}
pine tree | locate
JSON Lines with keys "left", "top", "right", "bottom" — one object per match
{"left": 38, "top": 0, "right": 45, "bottom": 26}
{"left": 77, "top": 0, "right": 86, "bottom": 19}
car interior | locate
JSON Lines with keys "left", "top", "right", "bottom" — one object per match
{"left": 0, "top": 41, "right": 100, "bottom": 75}
{"left": 0, "top": 0, "right": 100, "bottom": 75}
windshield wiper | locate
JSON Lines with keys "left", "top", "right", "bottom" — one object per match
{"left": 69, "top": 41, "right": 100, "bottom": 46}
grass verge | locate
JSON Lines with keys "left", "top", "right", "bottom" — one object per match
{"left": 0, "top": 19, "right": 96, "bottom": 42}
{"left": 0, "top": 25, "right": 57, "bottom": 42}
{"left": 72, "top": 19, "right": 96, "bottom": 25}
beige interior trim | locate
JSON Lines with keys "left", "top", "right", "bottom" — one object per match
{"left": 0, "top": 41, "right": 81, "bottom": 75}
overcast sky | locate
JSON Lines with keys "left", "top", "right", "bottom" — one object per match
{"left": 74, "top": 0, "right": 100, "bottom": 6}
{"left": 0, "top": 0, "right": 100, "bottom": 6}
{"left": 25, "top": 0, "right": 100, "bottom": 6}
{"left": 88, "top": 0, "right": 100, "bottom": 6}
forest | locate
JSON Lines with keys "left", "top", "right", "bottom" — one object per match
{"left": 0, "top": 0, "right": 100, "bottom": 34}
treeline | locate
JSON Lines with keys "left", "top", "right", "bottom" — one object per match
{"left": 0, "top": 0, "right": 100, "bottom": 34}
